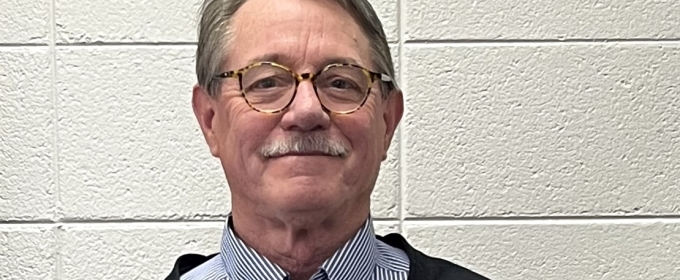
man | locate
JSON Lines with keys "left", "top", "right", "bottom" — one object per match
{"left": 166, "top": 0, "right": 489, "bottom": 279}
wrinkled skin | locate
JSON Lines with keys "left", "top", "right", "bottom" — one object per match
{"left": 192, "top": 0, "right": 403, "bottom": 278}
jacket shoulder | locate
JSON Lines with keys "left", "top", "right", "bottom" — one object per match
{"left": 378, "top": 233, "right": 490, "bottom": 280}
{"left": 164, "top": 253, "right": 219, "bottom": 280}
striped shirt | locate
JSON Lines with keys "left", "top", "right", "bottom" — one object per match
{"left": 181, "top": 216, "right": 410, "bottom": 280}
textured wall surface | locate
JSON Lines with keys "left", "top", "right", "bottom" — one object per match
{"left": 1, "top": 0, "right": 679, "bottom": 279}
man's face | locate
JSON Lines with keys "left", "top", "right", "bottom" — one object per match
{"left": 194, "top": 0, "right": 402, "bottom": 217}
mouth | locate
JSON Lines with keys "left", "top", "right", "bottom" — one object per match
{"left": 267, "top": 151, "right": 345, "bottom": 159}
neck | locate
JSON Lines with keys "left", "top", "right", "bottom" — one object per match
{"left": 231, "top": 205, "right": 370, "bottom": 280}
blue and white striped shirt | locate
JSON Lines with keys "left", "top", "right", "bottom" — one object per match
{"left": 181, "top": 216, "right": 410, "bottom": 280}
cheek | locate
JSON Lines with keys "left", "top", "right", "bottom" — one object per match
{"left": 338, "top": 112, "right": 386, "bottom": 165}
{"left": 217, "top": 107, "right": 282, "bottom": 190}
{"left": 341, "top": 124, "right": 384, "bottom": 192}
{"left": 353, "top": 106, "right": 387, "bottom": 154}
{"left": 216, "top": 99, "right": 276, "bottom": 161}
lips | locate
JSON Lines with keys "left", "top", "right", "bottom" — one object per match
{"left": 267, "top": 150, "right": 344, "bottom": 158}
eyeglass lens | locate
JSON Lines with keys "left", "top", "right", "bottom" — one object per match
{"left": 240, "top": 64, "right": 371, "bottom": 112}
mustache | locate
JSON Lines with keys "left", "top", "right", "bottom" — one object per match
{"left": 259, "top": 133, "right": 349, "bottom": 158}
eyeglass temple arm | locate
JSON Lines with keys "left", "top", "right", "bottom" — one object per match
{"left": 375, "top": 73, "right": 400, "bottom": 91}
{"left": 213, "top": 71, "right": 237, "bottom": 79}
{"left": 378, "top": 73, "right": 392, "bottom": 82}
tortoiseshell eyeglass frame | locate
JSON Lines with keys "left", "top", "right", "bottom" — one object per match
{"left": 212, "top": 61, "right": 395, "bottom": 114}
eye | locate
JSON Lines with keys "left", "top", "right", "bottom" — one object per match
{"left": 329, "top": 78, "right": 358, "bottom": 90}
{"left": 252, "top": 78, "right": 278, "bottom": 89}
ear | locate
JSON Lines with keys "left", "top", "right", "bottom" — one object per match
{"left": 381, "top": 89, "right": 404, "bottom": 160}
{"left": 192, "top": 84, "right": 220, "bottom": 157}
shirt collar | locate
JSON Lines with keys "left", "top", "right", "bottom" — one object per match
{"left": 219, "top": 215, "right": 379, "bottom": 280}
{"left": 319, "top": 217, "right": 378, "bottom": 280}
{"left": 220, "top": 217, "right": 287, "bottom": 280}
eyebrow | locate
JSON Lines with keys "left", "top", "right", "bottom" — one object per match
{"left": 245, "top": 53, "right": 362, "bottom": 69}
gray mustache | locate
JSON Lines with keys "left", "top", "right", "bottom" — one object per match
{"left": 260, "top": 133, "right": 348, "bottom": 158}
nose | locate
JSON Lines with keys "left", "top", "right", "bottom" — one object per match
{"left": 279, "top": 80, "right": 331, "bottom": 132}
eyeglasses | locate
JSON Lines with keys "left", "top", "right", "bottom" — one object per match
{"left": 213, "top": 61, "right": 394, "bottom": 114}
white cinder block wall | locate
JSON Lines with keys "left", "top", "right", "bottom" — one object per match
{"left": 1, "top": 0, "right": 679, "bottom": 279}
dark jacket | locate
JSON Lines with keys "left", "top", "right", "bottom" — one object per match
{"left": 165, "top": 233, "right": 489, "bottom": 280}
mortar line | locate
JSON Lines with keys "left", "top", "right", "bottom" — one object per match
{"left": 396, "top": 0, "right": 406, "bottom": 236}
{"left": 402, "top": 214, "right": 680, "bottom": 221}
{"left": 404, "top": 39, "right": 680, "bottom": 47}
{"left": 49, "top": 0, "right": 60, "bottom": 226}
{"left": 0, "top": 216, "right": 400, "bottom": 224}
{"left": 0, "top": 43, "right": 49, "bottom": 47}
{"left": 55, "top": 41, "right": 197, "bottom": 46}
{"left": 48, "top": 0, "right": 61, "bottom": 279}
{"left": 3, "top": 215, "right": 680, "bottom": 226}
{"left": 405, "top": 38, "right": 680, "bottom": 44}
{"left": 403, "top": 216, "right": 680, "bottom": 226}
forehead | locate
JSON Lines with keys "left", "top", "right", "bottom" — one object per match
{"left": 227, "top": 0, "right": 371, "bottom": 70}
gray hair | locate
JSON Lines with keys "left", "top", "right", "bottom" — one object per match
{"left": 260, "top": 132, "right": 349, "bottom": 158}
{"left": 196, "top": 0, "right": 397, "bottom": 98}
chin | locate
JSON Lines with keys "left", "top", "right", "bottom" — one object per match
{"left": 269, "top": 177, "right": 345, "bottom": 212}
